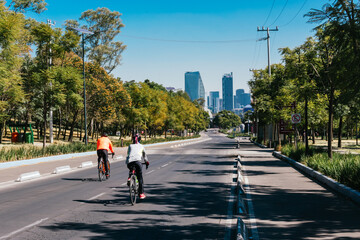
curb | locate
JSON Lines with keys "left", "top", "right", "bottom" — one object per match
{"left": 273, "top": 151, "right": 360, "bottom": 206}
{"left": 16, "top": 171, "right": 41, "bottom": 182}
{"left": 250, "top": 140, "right": 267, "bottom": 148}
{"left": 53, "top": 165, "right": 71, "bottom": 174}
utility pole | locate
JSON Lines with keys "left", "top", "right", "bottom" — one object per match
{"left": 47, "top": 19, "right": 56, "bottom": 144}
{"left": 257, "top": 26, "right": 279, "bottom": 76}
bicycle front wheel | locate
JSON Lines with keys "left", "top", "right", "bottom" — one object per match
{"left": 129, "top": 175, "right": 137, "bottom": 205}
{"left": 98, "top": 160, "right": 106, "bottom": 182}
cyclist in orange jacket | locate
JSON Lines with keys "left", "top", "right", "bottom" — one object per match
{"left": 97, "top": 133, "right": 115, "bottom": 178}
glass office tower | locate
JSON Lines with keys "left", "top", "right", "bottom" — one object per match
{"left": 222, "top": 72, "right": 233, "bottom": 110}
{"left": 185, "top": 71, "right": 205, "bottom": 101}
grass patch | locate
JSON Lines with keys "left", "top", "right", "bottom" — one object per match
{"left": 0, "top": 142, "right": 96, "bottom": 162}
{"left": 281, "top": 143, "right": 360, "bottom": 192}
{"left": 227, "top": 132, "right": 251, "bottom": 139}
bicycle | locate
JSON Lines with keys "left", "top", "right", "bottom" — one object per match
{"left": 128, "top": 162, "right": 147, "bottom": 205}
{"left": 98, "top": 153, "right": 113, "bottom": 182}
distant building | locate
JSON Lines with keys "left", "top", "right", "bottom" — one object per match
{"left": 243, "top": 104, "right": 254, "bottom": 113}
{"left": 209, "top": 91, "right": 220, "bottom": 113}
{"left": 222, "top": 72, "right": 233, "bottom": 110}
{"left": 185, "top": 71, "right": 205, "bottom": 101}
{"left": 166, "top": 87, "right": 182, "bottom": 92}
{"left": 218, "top": 99, "right": 223, "bottom": 111}
{"left": 234, "top": 89, "right": 251, "bottom": 108}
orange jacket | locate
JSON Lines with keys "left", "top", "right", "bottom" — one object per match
{"left": 97, "top": 137, "right": 114, "bottom": 153}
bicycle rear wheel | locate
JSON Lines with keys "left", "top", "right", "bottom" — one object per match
{"left": 98, "top": 160, "right": 106, "bottom": 182}
{"left": 129, "top": 175, "right": 137, "bottom": 205}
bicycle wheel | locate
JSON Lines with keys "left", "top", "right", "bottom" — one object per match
{"left": 129, "top": 175, "right": 137, "bottom": 205}
{"left": 106, "top": 160, "right": 110, "bottom": 179}
{"left": 98, "top": 160, "right": 106, "bottom": 182}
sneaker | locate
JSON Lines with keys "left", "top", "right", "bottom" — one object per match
{"left": 106, "top": 174, "right": 110, "bottom": 179}
{"left": 127, "top": 178, "right": 131, "bottom": 186}
{"left": 139, "top": 193, "right": 146, "bottom": 199}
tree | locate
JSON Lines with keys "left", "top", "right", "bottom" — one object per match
{"left": 78, "top": 7, "right": 126, "bottom": 74}
{"left": 213, "top": 110, "right": 241, "bottom": 130}
{"left": 0, "top": 2, "right": 28, "bottom": 142}
{"left": 10, "top": 0, "right": 47, "bottom": 14}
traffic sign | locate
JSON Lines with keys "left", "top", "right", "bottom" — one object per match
{"left": 291, "top": 113, "right": 301, "bottom": 124}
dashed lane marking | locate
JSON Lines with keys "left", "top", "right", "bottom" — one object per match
{"left": 0, "top": 218, "right": 49, "bottom": 240}
{"left": 87, "top": 192, "right": 105, "bottom": 201}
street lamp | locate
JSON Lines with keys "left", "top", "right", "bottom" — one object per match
{"left": 71, "top": 28, "right": 94, "bottom": 145}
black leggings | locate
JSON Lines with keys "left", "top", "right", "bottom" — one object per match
{"left": 127, "top": 161, "right": 144, "bottom": 194}
{"left": 97, "top": 149, "right": 109, "bottom": 174}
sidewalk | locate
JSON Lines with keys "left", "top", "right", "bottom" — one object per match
{"left": 237, "top": 139, "right": 360, "bottom": 239}
{"left": 0, "top": 136, "right": 208, "bottom": 185}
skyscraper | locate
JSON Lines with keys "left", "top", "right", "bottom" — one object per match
{"left": 184, "top": 71, "right": 205, "bottom": 101}
{"left": 209, "top": 91, "right": 220, "bottom": 113}
{"left": 222, "top": 72, "right": 233, "bottom": 110}
{"left": 234, "top": 89, "right": 251, "bottom": 108}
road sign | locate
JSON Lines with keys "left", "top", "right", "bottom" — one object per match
{"left": 291, "top": 113, "right": 301, "bottom": 124}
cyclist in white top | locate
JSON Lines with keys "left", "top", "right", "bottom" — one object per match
{"left": 126, "top": 134, "right": 149, "bottom": 199}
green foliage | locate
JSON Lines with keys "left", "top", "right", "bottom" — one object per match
{"left": 10, "top": 0, "right": 47, "bottom": 14}
{"left": 79, "top": 7, "right": 126, "bottom": 74}
{"left": 304, "top": 153, "right": 360, "bottom": 192}
{"left": 213, "top": 110, "right": 242, "bottom": 130}
{"left": 280, "top": 143, "right": 325, "bottom": 162}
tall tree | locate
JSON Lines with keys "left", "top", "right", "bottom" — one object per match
{"left": 79, "top": 7, "right": 126, "bottom": 74}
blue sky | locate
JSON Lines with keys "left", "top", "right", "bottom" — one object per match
{"left": 27, "top": 0, "right": 326, "bottom": 95}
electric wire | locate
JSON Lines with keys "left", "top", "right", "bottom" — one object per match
{"left": 269, "top": 0, "right": 289, "bottom": 27}
{"left": 262, "top": 0, "right": 276, "bottom": 26}
{"left": 120, "top": 34, "right": 256, "bottom": 43}
{"left": 279, "top": 0, "right": 308, "bottom": 27}
{"left": 250, "top": 32, "right": 261, "bottom": 69}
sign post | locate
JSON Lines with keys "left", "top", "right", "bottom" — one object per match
{"left": 291, "top": 113, "right": 301, "bottom": 149}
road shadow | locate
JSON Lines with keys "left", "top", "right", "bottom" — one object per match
{"left": 42, "top": 146, "right": 236, "bottom": 240}
{"left": 62, "top": 177, "right": 99, "bottom": 182}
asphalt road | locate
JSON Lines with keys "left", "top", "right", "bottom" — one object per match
{"left": 0, "top": 131, "right": 239, "bottom": 240}
{"left": 1, "top": 132, "right": 359, "bottom": 240}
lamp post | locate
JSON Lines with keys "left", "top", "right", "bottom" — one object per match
{"left": 72, "top": 28, "right": 94, "bottom": 145}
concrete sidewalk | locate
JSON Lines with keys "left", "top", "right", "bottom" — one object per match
{"left": 237, "top": 139, "right": 360, "bottom": 240}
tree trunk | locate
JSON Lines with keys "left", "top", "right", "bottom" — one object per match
{"left": 43, "top": 102, "right": 47, "bottom": 148}
{"left": 328, "top": 87, "right": 334, "bottom": 159}
{"left": 68, "top": 110, "right": 79, "bottom": 142}
{"left": 57, "top": 108, "right": 62, "bottom": 140}
{"left": 305, "top": 97, "right": 309, "bottom": 155}
{"left": 0, "top": 121, "right": 5, "bottom": 144}
{"left": 356, "top": 122, "right": 358, "bottom": 145}
{"left": 63, "top": 120, "right": 68, "bottom": 141}
{"left": 338, "top": 116, "right": 343, "bottom": 148}
{"left": 312, "top": 128, "right": 315, "bottom": 144}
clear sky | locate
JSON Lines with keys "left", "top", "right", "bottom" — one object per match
{"left": 27, "top": 0, "right": 326, "bottom": 96}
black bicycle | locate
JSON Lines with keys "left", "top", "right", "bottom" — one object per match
{"left": 98, "top": 153, "right": 112, "bottom": 182}
{"left": 128, "top": 163, "right": 147, "bottom": 205}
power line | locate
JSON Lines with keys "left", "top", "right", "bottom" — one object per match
{"left": 263, "top": 0, "right": 276, "bottom": 26}
{"left": 279, "top": 0, "right": 308, "bottom": 27}
{"left": 269, "top": 0, "right": 289, "bottom": 27}
{"left": 120, "top": 34, "right": 256, "bottom": 43}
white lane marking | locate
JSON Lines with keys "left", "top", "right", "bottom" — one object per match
{"left": 224, "top": 174, "right": 237, "bottom": 240}
{"left": 146, "top": 170, "right": 155, "bottom": 175}
{"left": 242, "top": 165, "right": 259, "bottom": 240}
{"left": 161, "top": 164, "right": 168, "bottom": 168}
{"left": 0, "top": 218, "right": 49, "bottom": 239}
{"left": 87, "top": 192, "right": 105, "bottom": 201}
{"left": 121, "top": 182, "right": 127, "bottom": 186}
